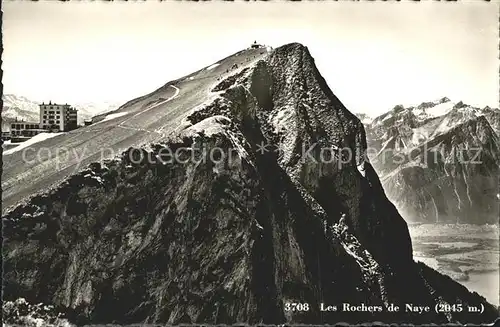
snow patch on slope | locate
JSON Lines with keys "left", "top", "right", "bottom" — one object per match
{"left": 182, "top": 116, "right": 231, "bottom": 137}
{"left": 426, "top": 102, "right": 455, "bottom": 118}
{"left": 357, "top": 162, "right": 366, "bottom": 177}
{"left": 382, "top": 113, "right": 393, "bottom": 122}
{"left": 271, "top": 106, "right": 295, "bottom": 134}
{"left": 361, "top": 117, "right": 372, "bottom": 125}
{"left": 101, "top": 112, "right": 129, "bottom": 122}
{"left": 206, "top": 63, "right": 220, "bottom": 71}
{"left": 3, "top": 133, "right": 63, "bottom": 155}
{"left": 411, "top": 124, "right": 436, "bottom": 145}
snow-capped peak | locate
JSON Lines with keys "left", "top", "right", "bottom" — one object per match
{"left": 371, "top": 98, "right": 498, "bottom": 129}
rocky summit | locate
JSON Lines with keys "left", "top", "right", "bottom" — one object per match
{"left": 2, "top": 43, "right": 499, "bottom": 325}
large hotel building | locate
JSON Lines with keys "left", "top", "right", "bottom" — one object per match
{"left": 10, "top": 102, "right": 78, "bottom": 138}
{"left": 39, "top": 102, "right": 78, "bottom": 131}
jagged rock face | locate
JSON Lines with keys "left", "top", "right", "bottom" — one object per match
{"left": 483, "top": 107, "right": 500, "bottom": 135}
{"left": 363, "top": 100, "right": 500, "bottom": 224}
{"left": 3, "top": 43, "right": 499, "bottom": 324}
{"left": 248, "top": 44, "right": 413, "bottom": 268}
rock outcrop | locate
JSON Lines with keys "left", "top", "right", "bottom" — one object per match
{"left": 2, "top": 298, "right": 73, "bottom": 327}
{"left": 3, "top": 43, "right": 499, "bottom": 324}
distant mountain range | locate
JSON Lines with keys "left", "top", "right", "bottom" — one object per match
{"left": 1, "top": 94, "right": 120, "bottom": 130}
{"left": 357, "top": 98, "right": 500, "bottom": 224}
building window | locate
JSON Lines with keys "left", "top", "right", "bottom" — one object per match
{"left": 56, "top": 121, "right": 60, "bottom": 124}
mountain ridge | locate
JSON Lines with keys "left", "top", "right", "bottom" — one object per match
{"left": 358, "top": 98, "right": 500, "bottom": 224}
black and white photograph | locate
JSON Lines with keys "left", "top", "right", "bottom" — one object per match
{"left": 1, "top": 0, "right": 499, "bottom": 325}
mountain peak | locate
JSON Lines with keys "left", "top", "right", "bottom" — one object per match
{"left": 275, "top": 42, "right": 308, "bottom": 52}
{"left": 438, "top": 96, "right": 450, "bottom": 104}
{"left": 453, "top": 100, "right": 467, "bottom": 109}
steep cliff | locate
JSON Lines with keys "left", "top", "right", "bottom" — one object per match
{"left": 3, "top": 43, "right": 499, "bottom": 325}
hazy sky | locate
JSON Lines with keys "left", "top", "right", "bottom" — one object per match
{"left": 2, "top": 1, "right": 499, "bottom": 116}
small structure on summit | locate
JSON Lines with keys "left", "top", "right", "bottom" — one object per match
{"left": 250, "top": 41, "right": 263, "bottom": 49}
